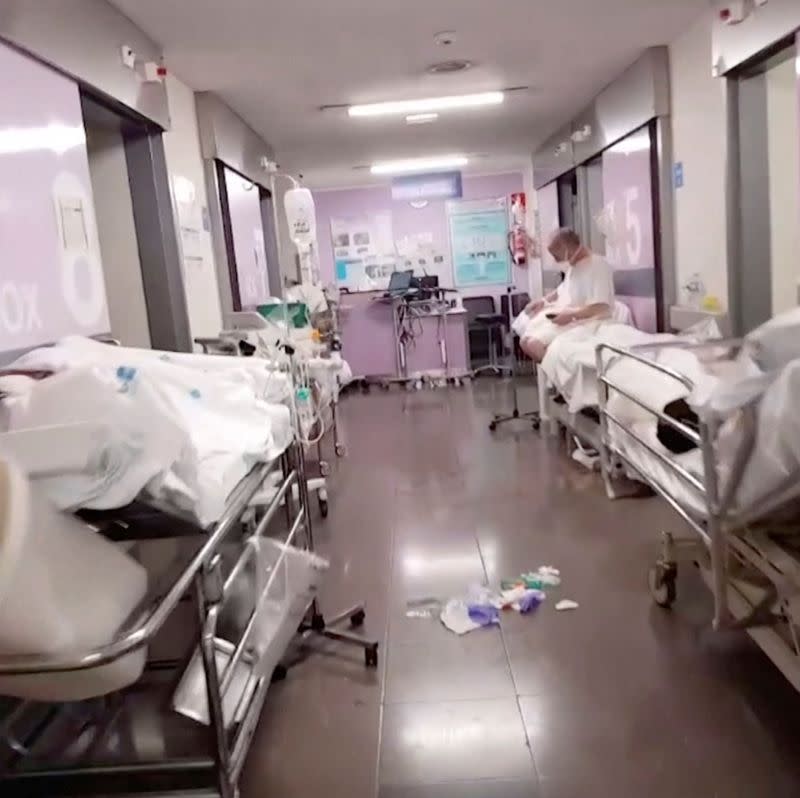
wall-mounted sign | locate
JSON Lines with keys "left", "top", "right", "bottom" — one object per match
{"left": 673, "top": 161, "right": 684, "bottom": 189}
{"left": 391, "top": 171, "right": 463, "bottom": 202}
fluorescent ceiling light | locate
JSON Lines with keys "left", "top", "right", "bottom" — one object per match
{"left": 406, "top": 112, "right": 439, "bottom": 125}
{"left": 349, "top": 91, "right": 503, "bottom": 118}
{"left": 370, "top": 155, "right": 468, "bottom": 175}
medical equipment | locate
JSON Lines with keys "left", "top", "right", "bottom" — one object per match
{"left": 595, "top": 339, "right": 800, "bottom": 693}
{"left": 488, "top": 287, "right": 539, "bottom": 433}
{"left": 205, "top": 305, "right": 349, "bottom": 517}
{"left": 372, "top": 289, "right": 469, "bottom": 391}
{"left": 283, "top": 185, "right": 320, "bottom": 286}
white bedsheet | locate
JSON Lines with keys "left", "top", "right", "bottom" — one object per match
{"left": 540, "top": 321, "right": 677, "bottom": 412}
{"left": 12, "top": 336, "right": 294, "bottom": 405}
{"left": 3, "top": 339, "right": 293, "bottom": 525}
{"left": 607, "top": 356, "right": 800, "bottom": 520}
{"left": 608, "top": 418, "right": 706, "bottom": 517}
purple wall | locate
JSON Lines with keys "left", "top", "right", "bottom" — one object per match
{"left": 601, "top": 128, "right": 657, "bottom": 331}
{"left": 0, "top": 40, "right": 110, "bottom": 356}
{"left": 224, "top": 166, "right": 270, "bottom": 309}
{"left": 313, "top": 172, "right": 527, "bottom": 305}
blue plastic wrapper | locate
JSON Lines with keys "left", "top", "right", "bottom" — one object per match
{"left": 518, "top": 590, "right": 546, "bottom": 614}
{"left": 467, "top": 604, "right": 500, "bottom": 627}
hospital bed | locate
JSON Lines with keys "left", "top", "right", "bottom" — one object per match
{"left": 0, "top": 343, "right": 377, "bottom": 797}
{"left": 595, "top": 335, "right": 800, "bottom": 693}
{"left": 199, "top": 310, "right": 351, "bottom": 517}
{"left": 533, "top": 307, "right": 720, "bottom": 463}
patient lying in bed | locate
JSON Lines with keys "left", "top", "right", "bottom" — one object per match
{"left": 516, "top": 228, "right": 615, "bottom": 362}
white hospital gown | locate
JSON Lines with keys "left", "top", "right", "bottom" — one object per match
{"left": 516, "top": 254, "right": 615, "bottom": 345}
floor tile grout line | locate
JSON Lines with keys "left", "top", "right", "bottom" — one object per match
{"left": 374, "top": 490, "right": 399, "bottom": 797}
{"left": 476, "top": 526, "right": 542, "bottom": 786}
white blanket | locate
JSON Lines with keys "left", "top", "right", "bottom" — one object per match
{"left": 12, "top": 336, "right": 294, "bottom": 406}
{"left": 540, "top": 320, "right": 677, "bottom": 412}
{"left": 3, "top": 339, "right": 293, "bottom": 525}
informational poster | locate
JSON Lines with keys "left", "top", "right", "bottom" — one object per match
{"left": 331, "top": 211, "right": 396, "bottom": 289}
{"left": 447, "top": 197, "right": 511, "bottom": 288}
{"left": 173, "top": 176, "right": 205, "bottom": 265}
{"left": 395, "top": 231, "right": 449, "bottom": 280}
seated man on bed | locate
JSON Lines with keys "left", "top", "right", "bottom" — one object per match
{"left": 519, "top": 228, "right": 615, "bottom": 363}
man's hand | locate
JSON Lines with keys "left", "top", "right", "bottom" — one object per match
{"left": 552, "top": 310, "right": 575, "bottom": 326}
{"left": 524, "top": 298, "right": 545, "bottom": 317}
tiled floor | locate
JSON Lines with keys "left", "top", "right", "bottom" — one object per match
{"left": 241, "top": 380, "right": 800, "bottom": 798}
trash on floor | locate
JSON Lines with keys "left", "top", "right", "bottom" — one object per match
{"left": 467, "top": 603, "right": 500, "bottom": 626}
{"left": 555, "top": 599, "right": 579, "bottom": 611}
{"left": 440, "top": 582, "right": 549, "bottom": 634}
{"left": 498, "top": 585, "right": 546, "bottom": 613}
{"left": 440, "top": 599, "right": 497, "bottom": 635}
{"left": 405, "top": 598, "right": 442, "bottom": 619}
{"left": 518, "top": 590, "right": 546, "bottom": 614}
{"left": 502, "top": 565, "right": 561, "bottom": 591}
{"left": 571, "top": 438, "right": 600, "bottom": 471}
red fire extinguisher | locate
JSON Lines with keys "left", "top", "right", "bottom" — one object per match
{"left": 509, "top": 192, "right": 528, "bottom": 266}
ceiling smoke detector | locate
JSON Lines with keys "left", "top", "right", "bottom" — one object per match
{"left": 434, "top": 31, "right": 457, "bottom": 47}
{"left": 427, "top": 59, "right": 473, "bottom": 75}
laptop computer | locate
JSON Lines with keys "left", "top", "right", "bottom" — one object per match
{"left": 382, "top": 270, "right": 413, "bottom": 298}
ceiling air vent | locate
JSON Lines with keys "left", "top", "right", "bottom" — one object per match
{"left": 427, "top": 60, "right": 473, "bottom": 76}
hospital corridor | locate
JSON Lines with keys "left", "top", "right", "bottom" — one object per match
{"left": 239, "top": 383, "right": 800, "bottom": 797}
{"left": 3, "top": 1, "right": 800, "bottom": 797}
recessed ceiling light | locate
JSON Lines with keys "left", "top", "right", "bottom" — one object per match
{"left": 405, "top": 112, "right": 439, "bottom": 125}
{"left": 348, "top": 92, "right": 503, "bottom": 118}
{"left": 370, "top": 155, "right": 468, "bottom": 175}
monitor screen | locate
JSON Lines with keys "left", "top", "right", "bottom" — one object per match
{"left": 388, "top": 270, "right": 413, "bottom": 292}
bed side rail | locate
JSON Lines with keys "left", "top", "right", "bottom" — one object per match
{"left": 0, "top": 459, "right": 291, "bottom": 676}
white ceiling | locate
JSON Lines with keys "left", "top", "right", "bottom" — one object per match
{"left": 110, "top": 0, "right": 708, "bottom": 187}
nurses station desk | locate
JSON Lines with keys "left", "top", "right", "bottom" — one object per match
{"left": 338, "top": 290, "right": 470, "bottom": 382}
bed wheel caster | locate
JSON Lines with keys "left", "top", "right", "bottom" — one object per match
{"left": 380, "top": 381, "right": 391, "bottom": 391}
{"left": 271, "top": 664, "right": 288, "bottom": 683}
{"left": 364, "top": 644, "right": 379, "bottom": 669}
{"left": 532, "top": 420, "right": 540, "bottom": 431}
{"left": 335, "top": 443, "right": 346, "bottom": 457}
{"left": 350, "top": 609, "right": 366, "bottom": 628}
{"left": 489, "top": 421, "right": 498, "bottom": 432}
{"left": 319, "top": 498, "right": 329, "bottom": 518}
{"left": 320, "top": 460, "right": 331, "bottom": 477}
{"left": 648, "top": 562, "right": 677, "bottom": 608}
{"left": 361, "top": 381, "right": 371, "bottom": 394}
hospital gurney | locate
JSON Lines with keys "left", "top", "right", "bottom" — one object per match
{"left": 596, "top": 339, "right": 800, "bottom": 692}
{"left": 0, "top": 440, "right": 378, "bottom": 798}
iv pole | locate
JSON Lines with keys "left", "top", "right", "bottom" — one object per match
{"left": 488, "top": 229, "right": 540, "bottom": 432}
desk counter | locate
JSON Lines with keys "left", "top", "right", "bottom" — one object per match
{"left": 338, "top": 291, "right": 469, "bottom": 380}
